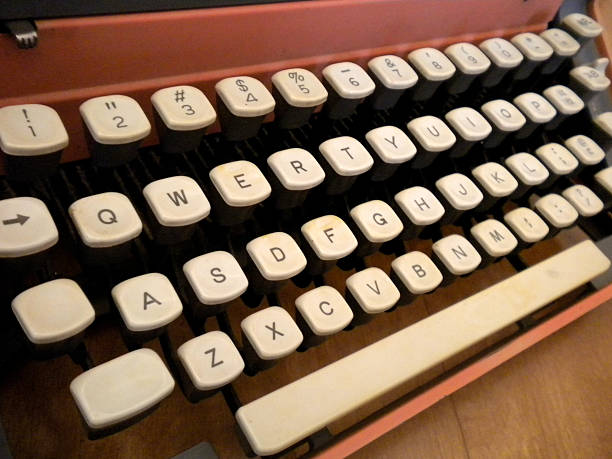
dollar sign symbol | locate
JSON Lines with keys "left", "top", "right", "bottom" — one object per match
{"left": 235, "top": 79, "right": 249, "bottom": 92}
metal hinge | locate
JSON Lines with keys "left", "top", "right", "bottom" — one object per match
{"left": 4, "top": 20, "right": 38, "bottom": 49}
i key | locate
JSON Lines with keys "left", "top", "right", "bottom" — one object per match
{"left": 444, "top": 107, "right": 492, "bottom": 158}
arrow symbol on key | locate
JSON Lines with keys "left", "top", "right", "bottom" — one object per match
{"left": 2, "top": 214, "right": 30, "bottom": 226}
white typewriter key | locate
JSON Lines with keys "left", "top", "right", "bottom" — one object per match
{"left": 365, "top": 126, "right": 416, "bottom": 180}
{"left": 151, "top": 85, "right": 216, "bottom": 153}
{"left": 345, "top": 267, "right": 400, "bottom": 324}
{"left": 394, "top": 186, "right": 445, "bottom": 238}
{"left": 513, "top": 92, "right": 557, "bottom": 139}
{"left": 539, "top": 28, "right": 580, "bottom": 74}
{"left": 12, "top": 279, "right": 95, "bottom": 346}
{"left": 208, "top": 160, "right": 271, "bottom": 225}
{"left": 0, "top": 197, "right": 58, "bottom": 259}
{"left": 246, "top": 232, "right": 306, "bottom": 293}
{"left": 561, "top": 185, "right": 604, "bottom": 217}
{"left": 183, "top": 251, "right": 248, "bottom": 309}
{"left": 267, "top": 148, "right": 325, "bottom": 208}
{"left": 594, "top": 167, "right": 612, "bottom": 208}
{"left": 322, "top": 62, "right": 375, "bottom": 119}
{"left": 444, "top": 107, "right": 492, "bottom": 157}
{"left": 533, "top": 193, "right": 579, "bottom": 235}
{"left": 471, "top": 162, "right": 518, "bottom": 211}
{"left": 435, "top": 173, "right": 483, "bottom": 224}
{"left": 569, "top": 65, "right": 611, "bottom": 103}
{"left": 542, "top": 85, "right": 584, "bottom": 130}
{"left": 177, "top": 331, "right": 244, "bottom": 399}
{"left": 561, "top": 13, "right": 603, "bottom": 43}
{"left": 349, "top": 200, "right": 403, "bottom": 255}
{"left": 111, "top": 273, "right": 183, "bottom": 334}
{"left": 406, "top": 48, "right": 456, "bottom": 100}
{"left": 295, "top": 286, "right": 353, "bottom": 344}
{"left": 592, "top": 112, "right": 612, "bottom": 153}
{"left": 503, "top": 207, "right": 549, "bottom": 245}
{"left": 510, "top": 33, "right": 554, "bottom": 80}
{"left": 367, "top": 55, "right": 418, "bottom": 109}
{"left": 480, "top": 99, "right": 526, "bottom": 148}
{"left": 406, "top": 116, "right": 456, "bottom": 168}
{"left": 432, "top": 234, "right": 481, "bottom": 281}
{"left": 390, "top": 251, "right": 443, "bottom": 301}
{"left": 504, "top": 152, "right": 550, "bottom": 198}
{"left": 241, "top": 306, "right": 303, "bottom": 371}
{"left": 534, "top": 143, "right": 579, "bottom": 186}
{"left": 215, "top": 76, "right": 275, "bottom": 140}
{"left": 318, "top": 136, "right": 373, "bottom": 194}
{"left": 444, "top": 43, "right": 491, "bottom": 94}
{"left": 79, "top": 95, "right": 151, "bottom": 166}
{"left": 271, "top": 68, "right": 328, "bottom": 128}
{"left": 70, "top": 348, "right": 175, "bottom": 431}
{"left": 469, "top": 219, "right": 518, "bottom": 264}
{"left": 478, "top": 38, "right": 524, "bottom": 87}
{"left": 564, "top": 135, "right": 605, "bottom": 166}
{"left": 301, "top": 215, "right": 358, "bottom": 274}
{"left": 69, "top": 192, "right": 142, "bottom": 249}
{"left": 0, "top": 104, "right": 68, "bottom": 178}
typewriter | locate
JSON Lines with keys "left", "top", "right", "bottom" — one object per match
{"left": 1, "top": 0, "right": 611, "bottom": 457}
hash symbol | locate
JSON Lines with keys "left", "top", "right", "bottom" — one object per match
{"left": 174, "top": 89, "right": 185, "bottom": 103}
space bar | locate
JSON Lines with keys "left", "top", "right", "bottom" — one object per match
{"left": 235, "top": 240, "right": 610, "bottom": 456}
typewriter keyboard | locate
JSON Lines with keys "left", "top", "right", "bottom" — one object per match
{"left": 1, "top": 11, "right": 611, "bottom": 458}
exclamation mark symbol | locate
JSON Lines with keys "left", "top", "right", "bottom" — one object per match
{"left": 23, "top": 108, "right": 36, "bottom": 137}
{"left": 22, "top": 109, "right": 30, "bottom": 122}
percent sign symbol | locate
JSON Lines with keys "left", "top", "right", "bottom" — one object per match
{"left": 288, "top": 71, "right": 305, "bottom": 83}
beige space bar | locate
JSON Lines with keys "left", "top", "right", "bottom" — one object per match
{"left": 236, "top": 240, "right": 611, "bottom": 456}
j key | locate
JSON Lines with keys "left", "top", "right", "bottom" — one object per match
{"left": 533, "top": 193, "right": 579, "bottom": 237}
{"left": 365, "top": 125, "right": 417, "bottom": 181}
{"left": 367, "top": 55, "right": 418, "bottom": 110}
{"left": 542, "top": 85, "right": 584, "bottom": 130}
{"left": 534, "top": 143, "right": 579, "bottom": 187}
{"left": 215, "top": 76, "right": 275, "bottom": 141}
{"left": 266, "top": 148, "right": 325, "bottom": 209}
{"left": 469, "top": 219, "right": 518, "bottom": 266}
{"left": 349, "top": 200, "right": 404, "bottom": 256}
{"left": 510, "top": 33, "right": 553, "bottom": 81}
{"left": 444, "top": 43, "right": 491, "bottom": 94}
{"left": 240, "top": 306, "right": 303, "bottom": 372}
{"left": 593, "top": 166, "right": 612, "bottom": 208}
{"left": 560, "top": 13, "right": 603, "bottom": 44}
{"left": 177, "top": 331, "right": 244, "bottom": 402}
{"left": 478, "top": 38, "right": 523, "bottom": 87}
{"left": 80, "top": 95, "right": 151, "bottom": 167}
{"left": 444, "top": 107, "right": 492, "bottom": 158}
{"left": 564, "top": 135, "right": 606, "bottom": 168}
{"left": 513, "top": 92, "right": 556, "bottom": 139}
{"left": 390, "top": 251, "right": 443, "bottom": 304}
{"left": 394, "top": 186, "right": 445, "bottom": 239}
{"left": 271, "top": 68, "right": 328, "bottom": 129}
{"left": 471, "top": 162, "right": 518, "bottom": 211}
{"left": 111, "top": 273, "right": 183, "bottom": 341}
{"left": 592, "top": 112, "right": 612, "bottom": 153}
{"left": 151, "top": 85, "right": 216, "bottom": 153}
{"left": 480, "top": 99, "right": 526, "bottom": 148}
{"left": 504, "top": 152, "right": 550, "bottom": 199}
{"left": 321, "top": 62, "right": 375, "bottom": 119}
{"left": 318, "top": 136, "right": 373, "bottom": 195}
{"left": 435, "top": 173, "right": 483, "bottom": 224}
{"left": 503, "top": 207, "right": 549, "bottom": 248}
{"left": 0, "top": 104, "right": 68, "bottom": 179}
{"left": 295, "top": 286, "right": 353, "bottom": 349}
{"left": 245, "top": 232, "right": 307, "bottom": 295}
{"left": 569, "top": 65, "right": 611, "bottom": 103}
{"left": 406, "top": 48, "right": 456, "bottom": 101}
{"left": 431, "top": 234, "right": 481, "bottom": 285}
{"left": 301, "top": 215, "right": 358, "bottom": 275}
{"left": 70, "top": 348, "right": 174, "bottom": 435}
{"left": 12, "top": 279, "right": 95, "bottom": 353}
{"left": 208, "top": 160, "right": 271, "bottom": 226}
{"left": 539, "top": 28, "right": 580, "bottom": 75}
{"left": 0, "top": 197, "right": 58, "bottom": 260}
{"left": 561, "top": 184, "right": 604, "bottom": 218}
{"left": 406, "top": 115, "right": 456, "bottom": 168}
{"left": 345, "top": 267, "right": 400, "bottom": 325}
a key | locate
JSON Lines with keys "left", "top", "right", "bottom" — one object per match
{"left": 471, "top": 162, "right": 518, "bottom": 211}
{"left": 367, "top": 55, "right": 418, "bottom": 109}
{"left": 267, "top": 148, "right": 325, "bottom": 209}
{"left": 240, "top": 306, "right": 303, "bottom": 372}
{"left": 215, "top": 76, "right": 275, "bottom": 141}
{"left": 349, "top": 200, "right": 403, "bottom": 256}
{"left": 151, "top": 85, "right": 216, "bottom": 153}
{"left": 394, "top": 186, "right": 445, "bottom": 239}
{"left": 0, "top": 104, "right": 68, "bottom": 178}
{"left": 80, "top": 95, "right": 151, "bottom": 167}
{"left": 469, "top": 219, "right": 518, "bottom": 266}
{"left": 271, "top": 68, "right": 328, "bottom": 129}
{"left": 208, "top": 160, "right": 271, "bottom": 226}
{"left": 534, "top": 143, "right": 579, "bottom": 187}
{"left": 435, "top": 173, "right": 483, "bottom": 224}
{"left": 70, "top": 348, "right": 175, "bottom": 434}
{"left": 503, "top": 207, "right": 549, "bottom": 247}
{"left": 444, "top": 107, "right": 492, "bottom": 157}
{"left": 444, "top": 43, "right": 491, "bottom": 94}
{"left": 533, "top": 193, "right": 579, "bottom": 237}
{"left": 510, "top": 33, "right": 553, "bottom": 81}
{"left": 177, "top": 331, "right": 244, "bottom": 402}
{"left": 542, "top": 85, "right": 584, "bottom": 130}
{"left": 318, "top": 136, "right": 373, "bottom": 195}
{"left": 406, "top": 115, "right": 456, "bottom": 168}
{"left": 513, "top": 92, "right": 557, "bottom": 139}
{"left": 569, "top": 65, "right": 611, "bottom": 103}
{"left": 561, "top": 184, "right": 604, "bottom": 218}
{"left": 345, "top": 267, "right": 400, "bottom": 325}
{"left": 504, "top": 152, "right": 550, "bottom": 198}
{"left": 478, "top": 38, "right": 523, "bottom": 87}
{"left": 561, "top": 13, "right": 603, "bottom": 44}
{"left": 321, "top": 62, "right": 375, "bottom": 119}
{"left": 539, "top": 28, "right": 580, "bottom": 75}
{"left": 432, "top": 234, "right": 482, "bottom": 285}
{"left": 480, "top": 99, "right": 526, "bottom": 148}
{"left": 390, "top": 251, "right": 443, "bottom": 304}
{"left": 406, "top": 48, "right": 456, "bottom": 101}
{"left": 364, "top": 125, "right": 417, "bottom": 180}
